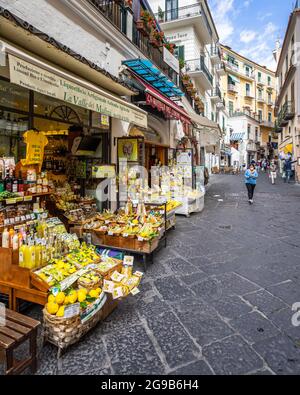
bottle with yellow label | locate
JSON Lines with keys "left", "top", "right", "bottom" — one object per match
{"left": 19, "top": 242, "right": 26, "bottom": 268}
{"left": 35, "top": 239, "right": 41, "bottom": 268}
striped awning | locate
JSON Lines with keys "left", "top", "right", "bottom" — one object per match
{"left": 230, "top": 132, "right": 245, "bottom": 141}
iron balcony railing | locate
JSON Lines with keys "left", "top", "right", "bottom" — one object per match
{"left": 155, "top": 3, "right": 212, "bottom": 37}
{"left": 211, "top": 45, "right": 221, "bottom": 58}
{"left": 278, "top": 101, "right": 295, "bottom": 126}
{"left": 228, "top": 83, "right": 237, "bottom": 92}
{"left": 211, "top": 86, "right": 222, "bottom": 99}
{"left": 87, "top": 0, "right": 177, "bottom": 84}
{"left": 185, "top": 56, "right": 213, "bottom": 85}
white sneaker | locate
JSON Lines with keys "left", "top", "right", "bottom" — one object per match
{"left": 250, "top": 199, "right": 254, "bottom": 204}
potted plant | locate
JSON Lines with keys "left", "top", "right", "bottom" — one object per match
{"left": 191, "top": 88, "right": 197, "bottom": 97}
{"left": 186, "top": 82, "right": 194, "bottom": 92}
{"left": 182, "top": 74, "right": 190, "bottom": 86}
{"left": 164, "top": 42, "right": 176, "bottom": 54}
{"left": 150, "top": 30, "right": 164, "bottom": 47}
{"left": 158, "top": 6, "right": 164, "bottom": 22}
{"left": 179, "top": 59, "right": 185, "bottom": 70}
{"left": 137, "top": 10, "right": 153, "bottom": 36}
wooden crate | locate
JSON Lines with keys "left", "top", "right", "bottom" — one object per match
{"left": 104, "top": 234, "right": 120, "bottom": 248}
{"left": 134, "top": 237, "right": 159, "bottom": 253}
{"left": 119, "top": 236, "right": 136, "bottom": 250}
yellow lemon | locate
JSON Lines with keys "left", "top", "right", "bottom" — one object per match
{"left": 95, "top": 288, "right": 102, "bottom": 296}
{"left": 68, "top": 290, "right": 77, "bottom": 304}
{"left": 80, "top": 288, "right": 87, "bottom": 295}
{"left": 56, "top": 306, "right": 65, "bottom": 317}
{"left": 89, "top": 290, "right": 98, "bottom": 298}
{"left": 48, "top": 294, "right": 55, "bottom": 303}
{"left": 63, "top": 296, "right": 70, "bottom": 305}
{"left": 55, "top": 292, "right": 65, "bottom": 305}
{"left": 46, "top": 302, "right": 59, "bottom": 315}
{"left": 78, "top": 290, "right": 87, "bottom": 303}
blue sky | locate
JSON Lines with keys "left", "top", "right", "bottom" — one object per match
{"left": 208, "top": 0, "right": 295, "bottom": 70}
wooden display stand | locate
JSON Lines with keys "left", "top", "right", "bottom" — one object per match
{"left": 0, "top": 247, "right": 48, "bottom": 311}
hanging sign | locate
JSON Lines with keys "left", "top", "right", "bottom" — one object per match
{"left": 8, "top": 55, "right": 147, "bottom": 128}
{"left": 163, "top": 47, "right": 180, "bottom": 74}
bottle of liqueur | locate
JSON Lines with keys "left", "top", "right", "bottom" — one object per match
{"left": 18, "top": 171, "right": 24, "bottom": 193}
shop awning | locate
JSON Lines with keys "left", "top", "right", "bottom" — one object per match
{"left": 228, "top": 74, "right": 240, "bottom": 84}
{"left": 187, "top": 111, "right": 220, "bottom": 132}
{"left": 283, "top": 143, "right": 293, "bottom": 154}
{"left": 135, "top": 77, "right": 191, "bottom": 125}
{"left": 122, "top": 58, "right": 183, "bottom": 98}
{"left": 230, "top": 132, "right": 245, "bottom": 141}
{"left": 2, "top": 41, "right": 147, "bottom": 128}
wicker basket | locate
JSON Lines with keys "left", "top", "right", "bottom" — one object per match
{"left": 77, "top": 272, "right": 103, "bottom": 291}
{"left": 43, "top": 294, "right": 117, "bottom": 353}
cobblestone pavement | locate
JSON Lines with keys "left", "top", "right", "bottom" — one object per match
{"left": 3, "top": 172, "right": 300, "bottom": 375}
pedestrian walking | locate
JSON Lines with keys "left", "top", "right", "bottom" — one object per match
{"left": 283, "top": 156, "right": 297, "bottom": 183}
{"left": 269, "top": 160, "right": 277, "bottom": 185}
{"left": 244, "top": 164, "right": 258, "bottom": 204}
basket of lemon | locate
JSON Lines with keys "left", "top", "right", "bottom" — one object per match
{"left": 77, "top": 270, "right": 103, "bottom": 291}
{"left": 43, "top": 287, "right": 106, "bottom": 353}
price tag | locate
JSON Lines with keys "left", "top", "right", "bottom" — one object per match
{"left": 112, "top": 286, "right": 124, "bottom": 300}
{"left": 15, "top": 216, "right": 21, "bottom": 223}
{"left": 24, "top": 196, "right": 32, "bottom": 202}
{"left": 137, "top": 236, "right": 143, "bottom": 241}
{"left": 123, "top": 233, "right": 128, "bottom": 238}
{"left": 9, "top": 218, "right": 15, "bottom": 225}
{"left": 6, "top": 198, "right": 17, "bottom": 204}
{"left": 105, "top": 220, "right": 110, "bottom": 224}
{"left": 4, "top": 219, "right": 10, "bottom": 225}
{"left": 26, "top": 214, "right": 31, "bottom": 220}
{"left": 111, "top": 271, "right": 125, "bottom": 282}
{"left": 103, "top": 279, "right": 115, "bottom": 293}
{"left": 64, "top": 303, "right": 80, "bottom": 318}
{"left": 108, "top": 231, "right": 113, "bottom": 236}
{"left": 130, "top": 287, "right": 140, "bottom": 296}
{"left": 21, "top": 216, "right": 26, "bottom": 222}
{"left": 16, "top": 197, "right": 23, "bottom": 202}
{"left": 123, "top": 255, "right": 134, "bottom": 266}
{"left": 31, "top": 214, "right": 36, "bottom": 220}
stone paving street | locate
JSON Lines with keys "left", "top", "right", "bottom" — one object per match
{"left": 4, "top": 172, "right": 300, "bottom": 375}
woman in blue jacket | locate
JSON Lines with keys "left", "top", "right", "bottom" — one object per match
{"left": 245, "top": 164, "right": 258, "bottom": 204}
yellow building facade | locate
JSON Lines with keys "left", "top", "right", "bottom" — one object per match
{"left": 220, "top": 45, "right": 277, "bottom": 159}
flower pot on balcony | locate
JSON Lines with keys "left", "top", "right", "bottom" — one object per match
{"left": 136, "top": 20, "right": 149, "bottom": 36}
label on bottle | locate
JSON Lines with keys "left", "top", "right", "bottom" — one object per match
{"left": 6, "top": 198, "right": 16, "bottom": 204}
{"left": 31, "top": 251, "right": 36, "bottom": 262}
{"left": 24, "top": 196, "right": 32, "bottom": 202}
{"left": 19, "top": 251, "right": 24, "bottom": 264}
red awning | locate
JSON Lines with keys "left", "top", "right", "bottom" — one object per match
{"left": 135, "top": 77, "right": 191, "bottom": 125}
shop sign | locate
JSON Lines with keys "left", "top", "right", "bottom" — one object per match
{"left": 8, "top": 55, "right": 147, "bottom": 128}
{"left": 163, "top": 47, "right": 179, "bottom": 74}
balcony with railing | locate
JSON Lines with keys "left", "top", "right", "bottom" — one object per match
{"left": 228, "top": 83, "right": 238, "bottom": 93}
{"left": 210, "top": 45, "right": 221, "bottom": 64}
{"left": 211, "top": 86, "right": 222, "bottom": 103}
{"left": 155, "top": 3, "right": 213, "bottom": 44}
{"left": 185, "top": 56, "right": 213, "bottom": 90}
{"left": 87, "top": 0, "right": 177, "bottom": 84}
{"left": 225, "top": 60, "right": 255, "bottom": 80}
{"left": 260, "top": 120, "right": 275, "bottom": 128}
{"left": 277, "top": 101, "right": 295, "bottom": 126}
{"left": 216, "top": 62, "right": 226, "bottom": 76}
{"left": 257, "top": 95, "right": 265, "bottom": 103}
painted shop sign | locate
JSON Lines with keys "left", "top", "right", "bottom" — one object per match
{"left": 8, "top": 55, "right": 147, "bottom": 128}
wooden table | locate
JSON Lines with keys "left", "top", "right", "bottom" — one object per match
{"left": 0, "top": 309, "right": 40, "bottom": 375}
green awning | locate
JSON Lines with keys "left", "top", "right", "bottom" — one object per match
{"left": 229, "top": 74, "right": 240, "bottom": 84}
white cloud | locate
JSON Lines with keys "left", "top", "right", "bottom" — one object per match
{"left": 264, "top": 22, "right": 277, "bottom": 35}
{"left": 240, "top": 30, "right": 257, "bottom": 43}
{"left": 258, "top": 12, "right": 272, "bottom": 22}
{"left": 243, "top": 0, "right": 252, "bottom": 7}
{"left": 209, "top": 0, "right": 235, "bottom": 42}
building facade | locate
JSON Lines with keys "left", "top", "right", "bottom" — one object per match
{"left": 220, "top": 45, "right": 277, "bottom": 167}
{"left": 273, "top": 3, "right": 300, "bottom": 182}
{"left": 149, "top": 0, "right": 224, "bottom": 171}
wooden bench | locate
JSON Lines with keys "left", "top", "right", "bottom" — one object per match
{"left": 0, "top": 308, "right": 40, "bottom": 375}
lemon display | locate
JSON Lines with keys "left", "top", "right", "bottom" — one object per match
{"left": 89, "top": 289, "right": 98, "bottom": 298}
{"left": 56, "top": 306, "right": 65, "bottom": 317}
{"left": 46, "top": 302, "right": 59, "bottom": 315}
{"left": 63, "top": 296, "right": 70, "bottom": 305}
{"left": 78, "top": 289, "right": 87, "bottom": 302}
{"left": 95, "top": 288, "right": 102, "bottom": 296}
{"left": 48, "top": 294, "right": 55, "bottom": 303}
{"left": 55, "top": 292, "right": 65, "bottom": 305}
{"left": 68, "top": 290, "right": 77, "bottom": 304}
